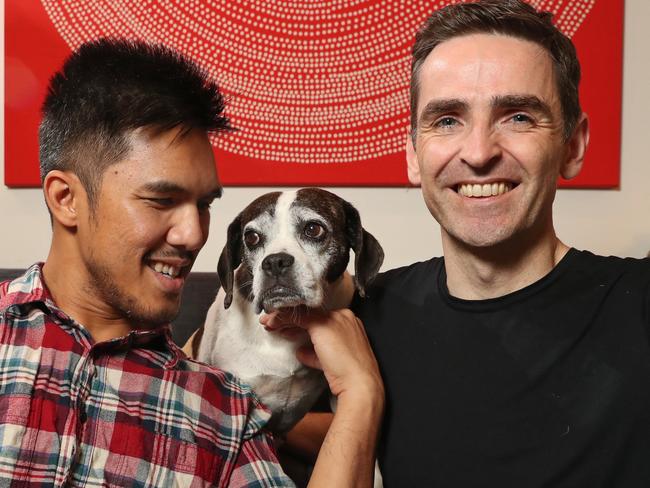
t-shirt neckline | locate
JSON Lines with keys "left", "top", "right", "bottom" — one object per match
{"left": 438, "top": 247, "right": 580, "bottom": 311}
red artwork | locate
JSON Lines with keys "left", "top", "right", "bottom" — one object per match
{"left": 5, "top": 0, "right": 623, "bottom": 188}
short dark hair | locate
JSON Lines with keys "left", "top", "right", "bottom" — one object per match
{"left": 410, "top": 0, "right": 581, "bottom": 140}
{"left": 39, "top": 38, "right": 232, "bottom": 207}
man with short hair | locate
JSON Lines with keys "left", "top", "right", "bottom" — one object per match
{"left": 276, "top": 1, "right": 650, "bottom": 486}
{"left": 0, "top": 39, "right": 383, "bottom": 487}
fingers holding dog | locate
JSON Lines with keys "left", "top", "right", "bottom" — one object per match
{"left": 260, "top": 308, "right": 383, "bottom": 400}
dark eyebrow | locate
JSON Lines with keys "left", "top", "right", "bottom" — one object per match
{"left": 139, "top": 180, "right": 223, "bottom": 199}
{"left": 140, "top": 181, "right": 186, "bottom": 194}
{"left": 491, "top": 95, "right": 553, "bottom": 118}
{"left": 418, "top": 95, "right": 554, "bottom": 128}
{"left": 419, "top": 98, "right": 467, "bottom": 126}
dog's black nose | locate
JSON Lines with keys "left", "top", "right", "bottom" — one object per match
{"left": 262, "top": 252, "right": 295, "bottom": 276}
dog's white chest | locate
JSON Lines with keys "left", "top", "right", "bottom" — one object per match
{"left": 198, "top": 290, "right": 326, "bottom": 432}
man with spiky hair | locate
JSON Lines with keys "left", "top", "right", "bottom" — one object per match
{"left": 0, "top": 39, "right": 383, "bottom": 487}
{"left": 274, "top": 0, "right": 650, "bottom": 486}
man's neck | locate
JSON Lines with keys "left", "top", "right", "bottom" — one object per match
{"left": 43, "top": 245, "right": 133, "bottom": 343}
{"left": 442, "top": 231, "right": 570, "bottom": 301}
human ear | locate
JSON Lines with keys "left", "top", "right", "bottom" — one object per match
{"left": 560, "top": 113, "right": 590, "bottom": 180}
{"left": 406, "top": 129, "right": 421, "bottom": 185}
{"left": 42, "top": 170, "right": 85, "bottom": 228}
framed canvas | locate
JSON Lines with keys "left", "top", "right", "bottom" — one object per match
{"left": 5, "top": 0, "right": 623, "bottom": 188}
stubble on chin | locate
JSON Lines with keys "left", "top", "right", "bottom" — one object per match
{"left": 85, "top": 256, "right": 180, "bottom": 330}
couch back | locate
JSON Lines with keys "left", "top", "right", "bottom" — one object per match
{"left": 0, "top": 268, "right": 219, "bottom": 347}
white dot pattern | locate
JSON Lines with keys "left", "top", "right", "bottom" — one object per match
{"left": 41, "top": 0, "right": 595, "bottom": 164}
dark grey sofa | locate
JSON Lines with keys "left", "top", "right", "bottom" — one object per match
{"left": 0, "top": 268, "right": 218, "bottom": 347}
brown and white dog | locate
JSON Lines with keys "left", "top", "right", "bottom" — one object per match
{"left": 184, "top": 188, "right": 384, "bottom": 434}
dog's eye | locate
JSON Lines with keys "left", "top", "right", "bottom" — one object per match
{"left": 244, "top": 231, "right": 261, "bottom": 247}
{"left": 304, "top": 222, "right": 326, "bottom": 240}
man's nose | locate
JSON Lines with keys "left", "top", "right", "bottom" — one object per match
{"left": 167, "top": 207, "right": 208, "bottom": 251}
{"left": 459, "top": 123, "right": 502, "bottom": 169}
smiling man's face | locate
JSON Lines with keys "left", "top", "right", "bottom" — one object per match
{"left": 407, "top": 33, "right": 584, "bottom": 252}
{"left": 77, "top": 127, "right": 221, "bottom": 328}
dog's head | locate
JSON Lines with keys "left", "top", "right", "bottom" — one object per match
{"left": 217, "top": 188, "right": 384, "bottom": 313}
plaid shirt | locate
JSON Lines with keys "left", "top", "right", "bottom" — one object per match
{"left": 0, "top": 264, "right": 294, "bottom": 487}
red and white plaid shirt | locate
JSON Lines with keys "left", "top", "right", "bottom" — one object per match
{"left": 0, "top": 264, "right": 294, "bottom": 487}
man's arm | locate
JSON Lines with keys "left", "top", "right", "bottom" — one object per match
{"left": 260, "top": 308, "right": 384, "bottom": 488}
{"left": 282, "top": 412, "right": 333, "bottom": 464}
{"left": 280, "top": 271, "right": 355, "bottom": 463}
{"left": 310, "top": 382, "right": 382, "bottom": 488}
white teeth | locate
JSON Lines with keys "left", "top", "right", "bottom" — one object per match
{"left": 151, "top": 262, "right": 180, "bottom": 278}
{"left": 457, "top": 182, "right": 513, "bottom": 198}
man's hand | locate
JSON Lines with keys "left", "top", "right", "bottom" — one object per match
{"left": 259, "top": 307, "right": 383, "bottom": 401}
{"left": 260, "top": 307, "right": 384, "bottom": 487}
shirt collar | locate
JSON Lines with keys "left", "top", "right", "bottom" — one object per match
{"left": 3, "top": 263, "right": 183, "bottom": 366}
{"left": 1, "top": 262, "right": 50, "bottom": 308}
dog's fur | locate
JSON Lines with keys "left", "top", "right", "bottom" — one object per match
{"left": 184, "top": 188, "right": 384, "bottom": 434}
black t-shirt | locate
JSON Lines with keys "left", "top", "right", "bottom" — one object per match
{"left": 353, "top": 249, "right": 650, "bottom": 487}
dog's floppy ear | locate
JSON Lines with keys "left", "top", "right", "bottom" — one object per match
{"left": 343, "top": 201, "right": 384, "bottom": 297}
{"left": 217, "top": 214, "right": 244, "bottom": 309}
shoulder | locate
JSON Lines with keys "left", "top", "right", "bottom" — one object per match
{"left": 0, "top": 264, "right": 45, "bottom": 315}
{"left": 0, "top": 281, "right": 9, "bottom": 304}
{"left": 368, "top": 257, "right": 442, "bottom": 294}
{"left": 568, "top": 249, "right": 650, "bottom": 283}
{"left": 560, "top": 250, "right": 650, "bottom": 319}
{"left": 175, "top": 352, "right": 262, "bottom": 401}
{"left": 352, "top": 257, "right": 442, "bottom": 318}
{"left": 172, "top": 353, "right": 273, "bottom": 434}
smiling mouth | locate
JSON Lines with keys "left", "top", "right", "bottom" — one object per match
{"left": 457, "top": 182, "right": 515, "bottom": 198}
{"left": 147, "top": 260, "right": 191, "bottom": 280}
